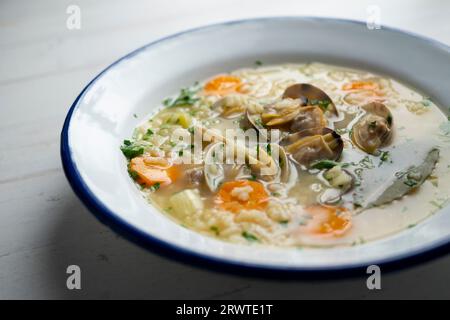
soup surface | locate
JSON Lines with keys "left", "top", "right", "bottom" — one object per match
{"left": 121, "top": 63, "right": 450, "bottom": 247}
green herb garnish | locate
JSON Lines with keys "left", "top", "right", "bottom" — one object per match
{"left": 149, "top": 182, "right": 161, "bottom": 192}
{"left": 358, "top": 156, "right": 375, "bottom": 169}
{"left": 163, "top": 82, "right": 200, "bottom": 107}
{"left": 120, "top": 140, "right": 144, "bottom": 159}
{"left": 266, "top": 144, "right": 272, "bottom": 156}
{"left": 421, "top": 98, "right": 431, "bottom": 107}
{"left": 128, "top": 168, "right": 139, "bottom": 180}
{"left": 311, "top": 159, "right": 344, "bottom": 170}
{"left": 378, "top": 150, "right": 390, "bottom": 166}
{"left": 308, "top": 99, "right": 331, "bottom": 111}
{"left": 242, "top": 231, "right": 259, "bottom": 242}
{"left": 404, "top": 179, "right": 418, "bottom": 187}
{"left": 142, "top": 129, "right": 154, "bottom": 140}
{"left": 210, "top": 226, "right": 220, "bottom": 235}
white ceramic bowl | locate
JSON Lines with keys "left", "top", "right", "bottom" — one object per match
{"left": 61, "top": 17, "right": 450, "bottom": 273}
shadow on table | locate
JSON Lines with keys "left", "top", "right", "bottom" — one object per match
{"left": 42, "top": 186, "right": 450, "bottom": 299}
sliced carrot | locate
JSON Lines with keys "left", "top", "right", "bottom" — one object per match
{"left": 342, "top": 80, "right": 380, "bottom": 92}
{"left": 166, "top": 164, "right": 180, "bottom": 182}
{"left": 203, "top": 75, "right": 242, "bottom": 96}
{"left": 304, "top": 205, "right": 352, "bottom": 237}
{"left": 217, "top": 180, "right": 269, "bottom": 213}
{"left": 129, "top": 156, "right": 179, "bottom": 187}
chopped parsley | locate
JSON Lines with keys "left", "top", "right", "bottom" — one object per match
{"left": 311, "top": 159, "right": 342, "bottom": 170}
{"left": 210, "top": 226, "right": 220, "bottom": 235}
{"left": 308, "top": 99, "right": 331, "bottom": 111}
{"left": 266, "top": 144, "right": 272, "bottom": 156}
{"left": 357, "top": 156, "right": 375, "bottom": 169}
{"left": 120, "top": 140, "right": 144, "bottom": 159}
{"left": 142, "top": 129, "right": 154, "bottom": 140}
{"left": 149, "top": 182, "right": 161, "bottom": 192}
{"left": 163, "top": 82, "right": 200, "bottom": 107}
{"left": 128, "top": 168, "right": 139, "bottom": 180}
{"left": 404, "top": 179, "right": 418, "bottom": 187}
{"left": 271, "top": 192, "right": 281, "bottom": 197}
{"left": 378, "top": 150, "right": 391, "bottom": 166}
{"left": 421, "top": 98, "right": 431, "bottom": 107}
{"left": 242, "top": 231, "right": 259, "bottom": 242}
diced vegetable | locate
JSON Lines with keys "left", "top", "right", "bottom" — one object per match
{"left": 324, "top": 166, "right": 353, "bottom": 190}
{"left": 129, "top": 156, "right": 179, "bottom": 187}
{"left": 217, "top": 180, "right": 269, "bottom": 213}
{"left": 204, "top": 75, "right": 242, "bottom": 96}
{"left": 342, "top": 80, "right": 380, "bottom": 91}
{"left": 167, "top": 112, "right": 192, "bottom": 128}
{"left": 169, "top": 189, "right": 204, "bottom": 218}
{"left": 304, "top": 205, "right": 352, "bottom": 236}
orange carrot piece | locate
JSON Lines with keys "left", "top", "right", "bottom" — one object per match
{"left": 204, "top": 75, "right": 242, "bottom": 96}
{"left": 304, "top": 205, "right": 352, "bottom": 237}
{"left": 217, "top": 180, "right": 269, "bottom": 213}
{"left": 130, "top": 156, "right": 178, "bottom": 187}
{"left": 342, "top": 80, "right": 380, "bottom": 91}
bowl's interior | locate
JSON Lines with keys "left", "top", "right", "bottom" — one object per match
{"left": 66, "top": 17, "right": 450, "bottom": 270}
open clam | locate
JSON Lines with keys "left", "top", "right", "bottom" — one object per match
{"left": 289, "top": 106, "right": 327, "bottom": 133}
{"left": 245, "top": 101, "right": 328, "bottom": 142}
{"left": 282, "top": 83, "right": 339, "bottom": 117}
{"left": 204, "top": 142, "right": 226, "bottom": 192}
{"left": 201, "top": 127, "right": 289, "bottom": 191}
{"left": 257, "top": 143, "right": 291, "bottom": 183}
{"left": 245, "top": 83, "right": 338, "bottom": 141}
{"left": 351, "top": 101, "right": 393, "bottom": 154}
{"left": 280, "top": 128, "right": 343, "bottom": 167}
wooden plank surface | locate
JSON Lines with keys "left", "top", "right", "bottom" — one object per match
{"left": 1, "top": 0, "right": 450, "bottom": 299}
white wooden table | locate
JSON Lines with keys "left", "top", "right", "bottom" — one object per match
{"left": 1, "top": 0, "right": 450, "bottom": 299}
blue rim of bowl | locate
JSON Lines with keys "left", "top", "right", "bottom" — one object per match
{"left": 61, "top": 16, "right": 450, "bottom": 276}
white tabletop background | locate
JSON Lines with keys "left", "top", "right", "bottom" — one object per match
{"left": 1, "top": 0, "right": 450, "bottom": 299}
